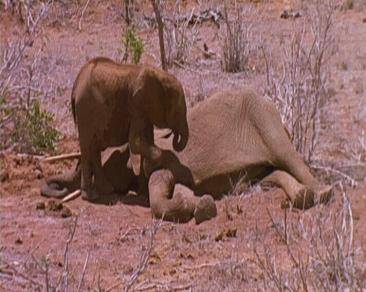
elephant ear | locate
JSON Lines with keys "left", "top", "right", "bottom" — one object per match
{"left": 132, "top": 67, "right": 167, "bottom": 126}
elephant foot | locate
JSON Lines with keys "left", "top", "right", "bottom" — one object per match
{"left": 282, "top": 184, "right": 333, "bottom": 210}
{"left": 81, "top": 189, "right": 99, "bottom": 202}
{"left": 313, "top": 184, "right": 333, "bottom": 205}
{"left": 291, "top": 187, "right": 315, "bottom": 209}
{"left": 194, "top": 194, "right": 217, "bottom": 224}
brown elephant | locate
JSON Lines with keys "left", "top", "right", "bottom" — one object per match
{"left": 42, "top": 88, "right": 332, "bottom": 223}
{"left": 71, "top": 57, "right": 189, "bottom": 201}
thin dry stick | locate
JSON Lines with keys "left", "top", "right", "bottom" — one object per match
{"left": 61, "top": 189, "right": 81, "bottom": 203}
{"left": 60, "top": 216, "right": 78, "bottom": 291}
{"left": 42, "top": 152, "right": 81, "bottom": 163}
{"left": 77, "top": 251, "right": 90, "bottom": 292}
{"left": 135, "top": 281, "right": 192, "bottom": 291}
{"left": 44, "top": 258, "right": 50, "bottom": 292}
{"left": 339, "top": 183, "right": 353, "bottom": 254}
{"left": 1, "top": 260, "right": 43, "bottom": 289}
{"left": 266, "top": 207, "right": 287, "bottom": 244}
{"left": 124, "top": 220, "right": 161, "bottom": 292}
{"left": 78, "top": 0, "right": 91, "bottom": 31}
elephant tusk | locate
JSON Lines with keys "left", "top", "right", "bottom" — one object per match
{"left": 61, "top": 189, "right": 81, "bottom": 203}
{"left": 42, "top": 152, "right": 81, "bottom": 163}
{"left": 162, "top": 130, "right": 174, "bottom": 139}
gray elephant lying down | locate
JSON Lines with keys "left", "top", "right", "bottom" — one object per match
{"left": 41, "top": 88, "right": 332, "bottom": 223}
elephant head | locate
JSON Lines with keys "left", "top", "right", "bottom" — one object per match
{"left": 132, "top": 67, "right": 189, "bottom": 152}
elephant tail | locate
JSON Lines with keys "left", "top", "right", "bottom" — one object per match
{"left": 71, "top": 85, "right": 77, "bottom": 124}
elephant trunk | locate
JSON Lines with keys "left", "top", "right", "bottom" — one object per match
{"left": 41, "top": 164, "right": 82, "bottom": 198}
{"left": 172, "top": 122, "right": 189, "bottom": 152}
{"left": 41, "top": 183, "right": 69, "bottom": 198}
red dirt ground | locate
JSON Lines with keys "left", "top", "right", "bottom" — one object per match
{"left": 1, "top": 0, "right": 366, "bottom": 291}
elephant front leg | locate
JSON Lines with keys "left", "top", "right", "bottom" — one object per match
{"left": 80, "top": 149, "right": 97, "bottom": 201}
{"left": 80, "top": 147, "right": 113, "bottom": 201}
{"left": 129, "top": 119, "right": 163, "bottom": 170}
{"left": 149, "top": 169, "right": 217, "bottom": 224}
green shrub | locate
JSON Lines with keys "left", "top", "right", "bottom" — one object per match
{"left": 123, "top": 28, "right": 144, "bottom": 64}
{"left": 12, "top": 100, "right": 59, "bottom": 153}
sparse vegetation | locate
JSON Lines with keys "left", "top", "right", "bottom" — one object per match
{"left": 1, "top": 0, "right": 366, "bottom": 290}
{"left": 263, "top": 0, "right": 338, "bottom": 163}
{"left": 221, "top": 3, "right": 256, "bottom": 73}
{"left": 0, "top": 0, "right": 59, "bottom": 154}
{"left": 11, "top": 100, "right": 59, "bottom": 153}
{"left": 252, "top": 184, "right": 363, "bottom": 291}
{"left": 121, "top": 27, "right": 145, "bottom": 64}
{"left": 163, "top": 0, "right": 199, "bottom": 67}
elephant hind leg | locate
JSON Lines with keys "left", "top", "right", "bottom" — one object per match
{"left": 149, "top": 169, "right": 217, "bottom": 224}
{"left": 262, "top": 170, "right": 316, "bottom": 209}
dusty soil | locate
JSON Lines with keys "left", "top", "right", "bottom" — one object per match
{"left": 1, "top": 0, "right": 366, "bottom": 291}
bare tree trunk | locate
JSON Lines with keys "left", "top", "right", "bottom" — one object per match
{"left": 150, "top": 0, "right": 167, "bottom": 70}
{"left": 124, "top": 0, "right": 131, "bottom": 26}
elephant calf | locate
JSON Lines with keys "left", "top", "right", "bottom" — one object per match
{"left": 71, "top": 57, "right": 189, "bottom": 201}
{"left": 42, "top": 88, "right": 332, "bottom": 223}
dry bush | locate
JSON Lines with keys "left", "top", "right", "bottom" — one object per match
{"left": 163, "top": 0, "right": 199, "bottom": 67}
{"left": 0, "top": 1, "right": 59, "bottom": 154}
{"left": 263, "top": 0, "right": 338, "bottom": 163}
{"left": 194, "top": 184, "right": 364, "bottom": 291}
{"left": 221, "top": 3, "right": 256, "bottom": 73}
{"left": 253, "top": 184, "right": 364, "bottom": 291}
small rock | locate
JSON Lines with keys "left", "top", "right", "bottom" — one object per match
{"left": 215, "top": 228, "right": 237, "bottom": 241}
{"left": 36, "top": 202, "right": 46, "bottom": 210}
{"left": 47, "top": 200, "right": 63, "bottom": 211}
{"left": 280, "top": 10, "right": 301, "bottom": 19}
{"left": 61, "top": 207, "right": 72, "bottom": 218}
{"left": 225, "top": 228, "right": 237, "bottom": 238}
{"left": 215, "top": 231, "right": 224, "bottom": 242}
{"left": 15, "top": 238, "right": 23, "bottom": 245}
{"left": 148, "top": 253, "right": 161, "bottom": 265}
{"left": 34, "top": 169, "right": 43, "bottom": 179}
{"left": 0, "top": 170, "right": 9, "bottom": 183}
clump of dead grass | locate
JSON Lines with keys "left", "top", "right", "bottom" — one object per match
{"left": 0, "top": 0, "right": 59, "bottom": 154}
{"left": 221, "top": 3, "right": 257, "bottom": 73}
{"left": 263, "top": 0, "right": 338, "bottom": 163}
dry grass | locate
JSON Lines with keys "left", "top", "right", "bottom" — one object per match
{"left": 252, "top": 183, "right": 364, "bottom": 291}
{"left": 163, "top": 0, "right": 199, "bottom": 67}
{"left": 221, "top": 3, "right": 257, "bottom": 73}
{"left": 0, "top": 0, "right": 59, "bottom": 154}
{"left": 187, "top": 183, "right": 365, "bottom": 291}
{"left": 263, "top": 0, "right": 338, "bottom": 163}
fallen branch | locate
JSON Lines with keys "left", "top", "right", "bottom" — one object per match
{"left": 42, "top": 152, "right": 81, "bottom": 163}
{"left": 135, "top": 281, "right": 192, "bottom": 291}
{"left": 61, "top": 189, "right": 81, "bottom": 203}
